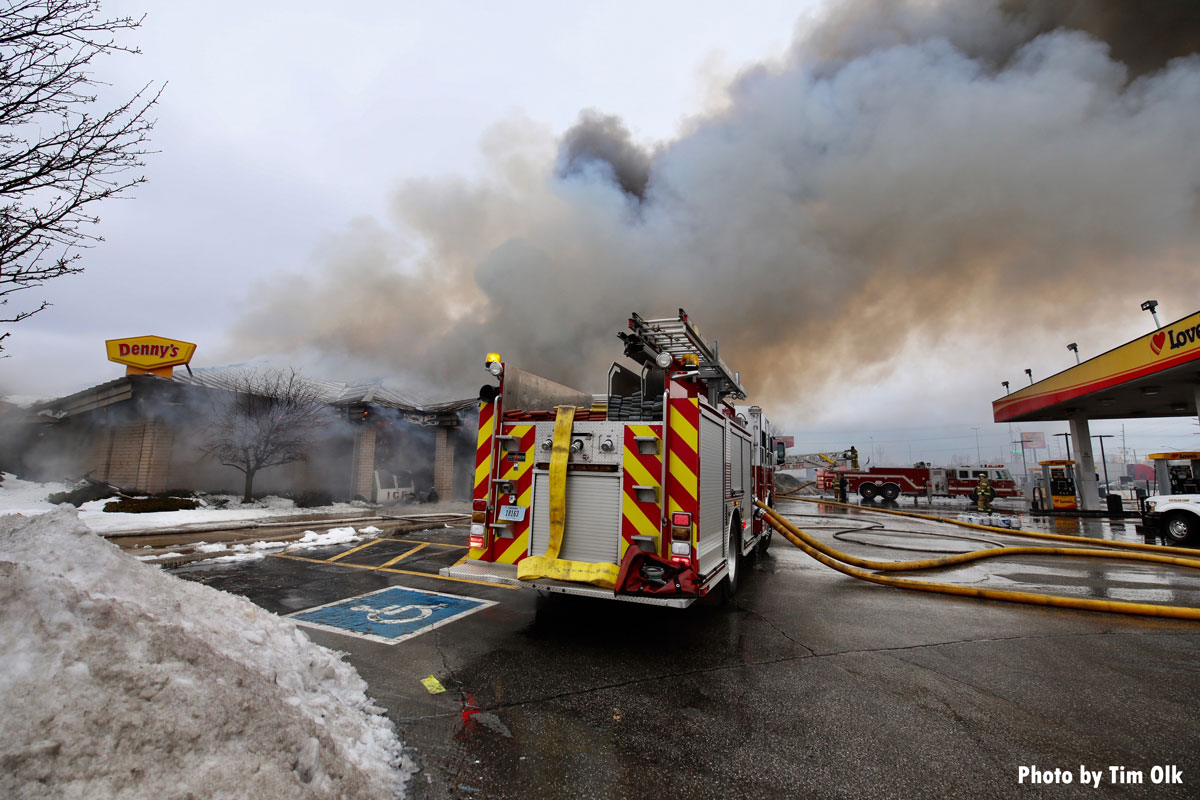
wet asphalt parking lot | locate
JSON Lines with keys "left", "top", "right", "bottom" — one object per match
{"left": 174, "top": 499, "right": 1200, "bottom": 799}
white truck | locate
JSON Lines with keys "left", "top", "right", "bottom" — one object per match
{"left": 1140, "top": 494, "right": 1200, "bottom": 544}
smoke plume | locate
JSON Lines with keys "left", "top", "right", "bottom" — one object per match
{"left": 235, "top": 0, "right": 1200, "bottom": 419}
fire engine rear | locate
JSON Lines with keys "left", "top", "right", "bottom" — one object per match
{"left": 441, "top": 310, "right": 777, "bottom": 607}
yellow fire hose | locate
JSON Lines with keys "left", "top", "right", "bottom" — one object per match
{"left": 756, "top": 501, "right": 1200, "bottom": 621}
{"left": 787, "top": 495, "right": 1200, "bottom": 558}
{"left": 517, "top": 405, "right": 621, "bottom": 589}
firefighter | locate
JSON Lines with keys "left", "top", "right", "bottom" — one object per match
{"left": 973, "top": 474, "right": 996, "bottom": 512}
{"left": 849, "top": 446, "right": 859, "bottom": 470}
{"left": 837, "top": 473, "right": 848, "bottom": 503}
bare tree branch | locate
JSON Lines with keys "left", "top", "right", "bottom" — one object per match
{"left": 0, "top": 0, "right": 159, "bottom": 348}
{"left": 202, "top": 369, "right": 330, "bottom": 503}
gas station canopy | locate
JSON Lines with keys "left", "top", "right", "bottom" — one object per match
{"left": 993, "top": 311, "right": 1200, "bottom": 423}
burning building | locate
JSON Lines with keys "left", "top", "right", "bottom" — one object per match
{"left": 5, "top": 368, "right": 477, "bottom": 503}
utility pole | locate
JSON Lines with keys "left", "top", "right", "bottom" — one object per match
{"left": 971, "top": 426, "right": 981, "bottom": 464}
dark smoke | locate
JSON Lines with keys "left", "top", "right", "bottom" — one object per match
{"left": 558, "top": 110, "right": 653, "bottom": 200}
{"left": 1002, "top": 0, "right": 1200, "bottom": 75}
{"left": 805, "top": 0, "right": 1200, "bottom": 78}
{"left": 233, "top": 0, "right": 1200, "bottom": 423}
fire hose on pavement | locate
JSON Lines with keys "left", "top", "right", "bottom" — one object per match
{"left": 785, "top": 495, "right": 1200, "bottom": 557}
{"left": 755, "top": 501, "right": 1200, "bottom": 621}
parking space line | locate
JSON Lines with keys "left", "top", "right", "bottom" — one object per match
{"left": 271, "top": 551, "right": 519, "bottom": 590}
{"left": 391, "top": 539, "right": 468, "bottom": 549}
{"left": 326, "top": 538, "right": 385, "bottom": 563}
{"left": 380, "top": 542, "right": 429, "bottom": 568}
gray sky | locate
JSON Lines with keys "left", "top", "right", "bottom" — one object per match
{"left": 3, "top": 0, "right": 1200, "bottom": 469}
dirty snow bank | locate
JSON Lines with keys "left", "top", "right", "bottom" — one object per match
{"left": 135, "top": 526, "right": 369, "bottom": 565}
{"left": 0, "top": 472, "right": 370, "bottom": 534}
{"left": 0, "top": 510, "right": 412, "bottom": 800}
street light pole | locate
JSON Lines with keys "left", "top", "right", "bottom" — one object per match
{"left": 1093, "top": 435, "right": 1114, "bottom": 492}
{"left": 971, "top": 426, "right": 981, "bottom": 464}
{"left": 1054, "top": 432, "right": 1072, "bottom": 461}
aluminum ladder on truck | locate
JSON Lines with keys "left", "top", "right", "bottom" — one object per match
{"left": 623, "top": 309, "right": 746, "bottom": 404}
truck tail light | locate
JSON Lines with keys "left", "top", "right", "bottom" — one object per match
{"left": 472, "top": 499, "right": 487, "bottom": 512}
{"left": 671, "top": 511, "right": 692, "bottom": 541}
{"left": 469, "top": 524, "right": 486, "bottom": 550}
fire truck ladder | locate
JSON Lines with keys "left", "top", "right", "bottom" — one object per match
{"left": 622, "top": 309, "right": 746, "bottom": 403}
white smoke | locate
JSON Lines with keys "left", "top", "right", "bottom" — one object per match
{"left": 234, "top": 0, "right": 1200, "bottom": 422}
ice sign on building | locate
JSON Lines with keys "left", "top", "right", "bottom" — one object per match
{"left": 288, "top": 585, "right": 496, "bottom": 644}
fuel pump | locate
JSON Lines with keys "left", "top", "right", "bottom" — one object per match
{"left": 1039, "top": 460, "right": 1077, "bottom": 510}
{"left": 1147, "top": 452, "right": 1200, "bottom": 495}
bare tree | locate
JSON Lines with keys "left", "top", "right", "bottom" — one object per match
{"left": 203, "top": 369, "right": 329, "bottom": 503}
{"left": 0, "top": 1, "right": 160, "bottom": 350}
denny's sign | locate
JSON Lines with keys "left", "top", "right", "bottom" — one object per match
{"left": 106, "top": 336, "right": 197, "bottom": 377}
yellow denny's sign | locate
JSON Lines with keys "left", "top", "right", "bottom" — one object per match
{"left": 106, "top": 336, "right": 197, "bottom": 376}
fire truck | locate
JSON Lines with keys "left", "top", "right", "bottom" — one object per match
{"left": 815, "top": 463, "right": 1020, "bottom": 501}
{"left": 441, "top": 310, "right": 777, "bottom": 607}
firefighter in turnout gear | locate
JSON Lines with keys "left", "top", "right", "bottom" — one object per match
{"left": 973, "top": 475, "right": 996, "bottom": 512}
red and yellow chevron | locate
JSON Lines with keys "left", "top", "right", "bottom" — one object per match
{"left": 666, "top": 383, "right": 700, "bottom": 551}
{"left": 621, "top": 424, "right": 663, "bottom": 559}
{"left": 470, "top": 400, "right": 495, "bottom": 560}
{"left": 493, "top": 424, "right": 536, "bottom": 565}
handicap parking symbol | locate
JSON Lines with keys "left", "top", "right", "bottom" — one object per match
{"left": 288, "top": 585, "right": 497, "bottom": 645}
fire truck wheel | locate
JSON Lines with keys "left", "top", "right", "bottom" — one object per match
{"left": 721, "top": 516, "right": 742, "bottom": 603}
{"left": 859, "top": 482, "right": 878, "bottom": 501}
{"left": 1162, "top": 512, "right": 1198, "bottom": 544}
{"left": 881, "top": 483, "right": 900, "bottom": 501}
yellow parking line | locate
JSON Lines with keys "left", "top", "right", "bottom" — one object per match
{"left": 272, "top": 552, "right": 518, "bottom": 590}
{"left": 326, "top": 538, "right": 384, "bottom": 562}
{"left": 380, "top": 542, "right": 429, "bottom": 568}
{"left": 391, "top": 539, "right": 468, "bottom": 549}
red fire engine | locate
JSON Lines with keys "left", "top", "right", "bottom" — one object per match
{"left": 442, "top": 310, "right": 777, "bottom": 607}
{"left": 815, "top": 464, "right": 1020, "bottom": 501}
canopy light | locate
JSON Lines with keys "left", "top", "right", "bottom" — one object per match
{"left": 487, "top": 361, "right": 504, "bottom": 377}
{"left": 655, "top": 351, "right": 673, "bottom": 369}
{"left": 1141, "top": 300, "right": 1162, "bottom": 330}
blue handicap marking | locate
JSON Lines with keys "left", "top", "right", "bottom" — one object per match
{"left": 288, "top": 585, "right": 497, "bottom": 645}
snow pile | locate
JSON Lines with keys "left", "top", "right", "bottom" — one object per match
{"left": 0, "top": 510, "right": 412, "bottom": 800}
{"left": 0, "top": 472, "right": 70, "bottom": 516}
{"left": 0, "top": 474, "right": 367, "bottom": 535}
{"left": 135, "top": 527, "right": 370, "bottom": 565}
{"left": 289, "top": 526, "right": 363, "bottom": 549}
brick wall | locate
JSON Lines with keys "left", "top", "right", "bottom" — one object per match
{"left": 102, "top": 419, "right": 174, "bottom": 492}
{"left": 105, "top": 423, "right": 145, "bottom": 487}
{"left": 349, "top": 425, "right": 377, "bottom": 500}
{"left": 433, "top": 427, "right": 454, "bottom": 500}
